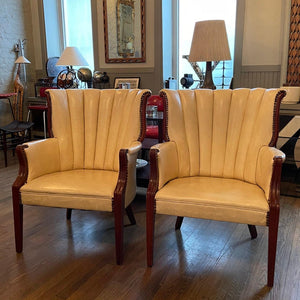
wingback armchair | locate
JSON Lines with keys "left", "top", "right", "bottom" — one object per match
{"left": 12, "top": 88, "right": 150, "bottom": 264}
{"left": 147, "top": 88, "right": 286, "bottom": 287}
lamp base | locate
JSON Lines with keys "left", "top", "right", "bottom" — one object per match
{"left": 202, "top": 61, "right": 216, "bottom": 90}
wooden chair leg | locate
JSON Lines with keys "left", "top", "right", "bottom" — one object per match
{"left": 146, "top": 194, "right": 156, "bottom": 267}
{"left": 175, "top": 216, "right": 184, "bottom": 230}
{"left": 12, "top": 195, "right": 23, "bottom": 252}
{"left": 114, "top": 198, "right": 124, "bottom": 265}
{"left": 268, "top": 210, "right": 280, "bottom": 287}
{"left": 247, "top": 224, "right": 257, "bottom": 239}
{"left": 66, "top": 208, "right": 72, "bottom": 220}
{"left": 125, "top": 204, "right": 136, "bottom": 225}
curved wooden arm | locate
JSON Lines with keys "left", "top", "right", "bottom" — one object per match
{"left": 266, "top": 156, "right": 283, "bottom": 226}
{"left": 12, "top": 145, "right": 29, "bottom": 195}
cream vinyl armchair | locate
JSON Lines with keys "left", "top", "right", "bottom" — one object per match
{"left": 146, "top": 88, "right": 286, "bottom": 287}
{"left": 12, "top": 88, "right": 150, "bottom": 264}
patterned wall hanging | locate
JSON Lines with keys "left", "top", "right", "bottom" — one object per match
{"left": 286, "top": 0, "right": 300, "bottom": 86}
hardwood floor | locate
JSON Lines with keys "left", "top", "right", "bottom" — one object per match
{"left": 0, "top": 154, "right": 299, "bottom": 299}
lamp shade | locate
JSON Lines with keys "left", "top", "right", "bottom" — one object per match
{"left": 189, "top": 20, "right": 231, "bottom": 62}
{"left": 15, "top": 55, "right": 31, "bottom": 64}
{"left": 56, "top": 47, "right": 88, "bottom": 66}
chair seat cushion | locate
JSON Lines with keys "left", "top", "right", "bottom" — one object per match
{"left": 20, "top": 169, "right": 119, "bottom": 212}
{"left": 155, "top": 176, "right": 269, "bottom": 226}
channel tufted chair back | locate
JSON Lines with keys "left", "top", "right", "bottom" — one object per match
{"left": 165, "top": 88, "right": 278, "bottom": 185}
{"left": 48, "top": 89, "right": 144, "bottom": 172}
{"left": 12, "top": 88, "right": 150, "bottom": 264}
{"left": 147, "top": 88, "right": 286, "bottom": 287}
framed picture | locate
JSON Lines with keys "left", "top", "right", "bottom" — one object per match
{"left": 114, "top": 77, "right": 140, "bottom": 89}
{"left": 103, "top": 0, "right": 146, "bottom": 63}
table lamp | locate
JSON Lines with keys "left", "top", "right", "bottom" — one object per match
{"left": 56, "top": 47, "right": 89, "bottom": 88}
{"left": 189, "top": 20, "right": 231, "bottom": 90}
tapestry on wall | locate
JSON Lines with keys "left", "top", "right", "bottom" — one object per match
{"left": 286, "top": 0, "right": 300, "bottom": 86}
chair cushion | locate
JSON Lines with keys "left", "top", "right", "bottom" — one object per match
{"left": 147, "top": 95, "right": 164, "bottom": 111}
{"left": 155, "top": 176, "right": 269, "bottom": 226}
{"left": 145, "top": 125, "right": 159, "bottom": 138}
{"left": 20, "top": 169, "right": 119, "bottom": 212}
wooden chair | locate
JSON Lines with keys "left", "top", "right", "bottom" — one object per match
{"left": 147, "top": 88, "right": 286, "bottom": 287}
{"left": 0, "top": 71, "right": 34, "bottom": 167}
{"left": 12, "top": 88, "right": 150, "bottom": 264}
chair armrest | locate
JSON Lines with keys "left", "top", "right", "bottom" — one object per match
{"left": 151, "top": 141, "right": 178, "bottom": 190}
{"left": 23, "top": 138, "right": 61, "bottom": 182}
{"left": 256, "top": 146, "right": 285, "bottom": 203}
{"left": 128, "top": 141, "right": 142, "bottom": 155}
{"left": 116, "top": 142, "right": 142, "bottom": 207}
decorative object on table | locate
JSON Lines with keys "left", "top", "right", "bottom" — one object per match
{"left": 34, "top": 57, "right": 65, "bottom": 96}
{"left": 103, "top": 0, "right": 146, "bottom": 63}
{"left": 93, "top": 71, "right": 110, "bottom": 89}
{"left": 56, "top": 47, "right": 89, "bottom": 89}
{"left": 164, "top": 77, "right": 177, "bottom": 89}
{"left": 188, "top": 20, "right": 231, "bottom": 89}
{"left": 77, "top": 67, "right": 93, "bottom": 88}
{"left": 114, "top": 77, "right": 140, "bottom": 89}
{"left": 180, "top": 73, "right": 195, "bottom": 89}
{"left": 280, "top": 86, "right": 300, "bottom": 104}
{"left": 0, "top": 55, "right": 33, "bottom": 167}
{"left": 136, "top": 158, "right": 148, "bottom": 169}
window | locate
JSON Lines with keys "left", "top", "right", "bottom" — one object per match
{"left": 62, "top": 0, "right": 94, "bottom": 69}
{"left": 178, "top": 0, "right": 237, "bottom": 89}
{"left": 43, "top": 0, "right": 94, "bottom": 70}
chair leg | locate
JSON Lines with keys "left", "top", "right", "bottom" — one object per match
{"left": 146, "top": 194, "right": 156, "bottom": 267}
{"left": 12, "top": 195, "right": 23, "bottom": 253}
{"left": 125, "top": 204, "right": 136, "bottom": 225}
{"left": 175, "top": 216, "right": 184, "bottom": 230}
{"left": 268, "top": 210, "right": 280, "bottom": 287}
{"left": 66, "top": 208, "right": 72, "bottom": 220}
{"left": 247, "top": 224, "right": 257, "bottom": 239}
{"left": 114, "top": 199, "right": 124, "bottom": 265}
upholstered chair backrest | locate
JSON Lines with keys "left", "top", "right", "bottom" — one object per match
{"left": 161, "top": 88, "right": 281, "bottom": 184}
{"left": 48, "top": 89, "right": 148, "bottom": 171}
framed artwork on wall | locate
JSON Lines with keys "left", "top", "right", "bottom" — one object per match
{"left": 114, "top": 77, "right": 140, "bottom": 89}
{"left": 103, "top": 0, "right": 146, "bottom": 63}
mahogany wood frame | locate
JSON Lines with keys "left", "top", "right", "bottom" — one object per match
{"left": 12, "top": 90, "right": 150, "bottom": 265}
{"left": 146, "top": 89, "right": 287, "bottom": 287}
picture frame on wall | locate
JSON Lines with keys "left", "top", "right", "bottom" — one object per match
{"left": 103, "top": 0, "right": 146, "bottom": 63}
{"left": 114, "top": 77, "right": 140, "bottom": 89}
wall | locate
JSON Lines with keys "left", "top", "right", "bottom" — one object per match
{"left": 0, "top": 0, "right": 36, "bottom": 126}
{"left": 234, "top": 0, "right": 290, "bottom": 88}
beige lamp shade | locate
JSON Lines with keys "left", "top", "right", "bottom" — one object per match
{"left": 189, "top": 20, "right": 231, "bottom": 62}
{"left": 15, "top": 55, "right": 31, "bottom": 64}
{"left": 56, "top": 47, "right": 88, "bottom": 66}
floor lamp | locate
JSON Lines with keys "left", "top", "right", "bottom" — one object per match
{"left": 189, "top": 20, "right": 231, "bottom": 90}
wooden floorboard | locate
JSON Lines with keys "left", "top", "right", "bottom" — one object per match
{"left": 0, "top": 159, "right": 299, "bottom": 299}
